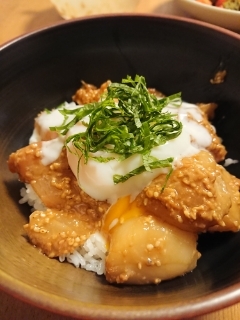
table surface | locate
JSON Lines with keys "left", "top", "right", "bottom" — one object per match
{"left": 0, "top": 0, "right": 240, "bottom": 319}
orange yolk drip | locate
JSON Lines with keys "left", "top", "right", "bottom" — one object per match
{"left": 102, "top": 196, "right": 145, "bottom": 234}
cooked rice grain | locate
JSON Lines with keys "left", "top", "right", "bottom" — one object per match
{"left": 59, "top": 232, "right": 107, "bottom": 275}
{"left": 19, "top": 184, "right": 46, "bottom": 211}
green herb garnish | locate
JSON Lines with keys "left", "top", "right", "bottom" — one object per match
{"left": 51, "top": 75, "right": 182, "bottom": 184}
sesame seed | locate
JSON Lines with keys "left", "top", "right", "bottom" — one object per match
{"left": 143, "top": 198, "right": 148, "bottom": 206}
{"left": 75, "top": 237, "right": 80, "bottom": 243}
{"left": 154, "top": 240, "right": 161, "bottom": 248}
{"left": 119, "top": 273, "right": 129, "bottom": 282}
{"left": 67, "top": 238, "right": 74, "bottom": 246}
{"left": 155, "top": 260, "right": 161, "bottom": 266}
{"left": 146, "top": 244, "right": 154, "bottom": 251}
{"left": 39, "top": 228, "right": 47, "bottom": 234}
{"left": 153, "top": 191, "right": 159, "bottom": 198}
{"left": 207, "top": 191, "right": 213, "bottom": 197}
{"left": 147, "top": 190, "right": 154, "bottom": 198}
{"left": 48, "top": 252, "right": 55, "bottom": 258}
{"left": 98, "top": 206, "right": 104, "bottom": 213}
{"left": 35, "top": 150, "right": 41, "bottom": 158}
{"left": 176, "top": 215, "right": 183, "bottom": 223}
{"left": 154, "top": 278, "right": 161, "bottom": 284}
{"left": 33, "top": 226, "right": 40, "bottom": 233}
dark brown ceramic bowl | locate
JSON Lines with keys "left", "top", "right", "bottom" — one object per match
{"left": 1, "top": 14, "right": 240, "bottom": 320}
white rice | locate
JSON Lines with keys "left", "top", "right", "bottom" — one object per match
{"left": 19, "top": 184, "right": 46, "bottom": 211}
{"left": 59, "top": 232, "right": 107, "bottom": 275}
{"left": 20, "top": 184, "right": 107, "bottom": 275}
{"left": 223, "top": 158, "right": 239, "bottom": 167}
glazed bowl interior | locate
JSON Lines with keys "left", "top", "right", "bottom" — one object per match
{"left": 1, "top": 15, "right": 240, "bottom": 320}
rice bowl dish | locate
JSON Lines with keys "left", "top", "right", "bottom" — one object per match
{"left": 1, "top": 14, "right": 240, "bottom": 319}
{"left": 8, "top": 75, "right": 240, "bottom": 285}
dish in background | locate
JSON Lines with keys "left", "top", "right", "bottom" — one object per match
{"left": 175, "top": 0, "right": 240, "bottom": 31}
{"left": 1, "top": 14, "right": 240, "bottom": 320}
{"left": 50, "top": 0, "right": 140, "bottom": 19}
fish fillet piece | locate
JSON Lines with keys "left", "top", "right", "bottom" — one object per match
{"left": 8, "top": 143, "right": 110, "bottom": 256}
{"left": 24, "top": 208, "right": 98, "bottom": 257}
{"left": 137, "top": 150, "right": 240, "bottom": 233}
{"left": 105, "top": 215, "right": 200, "bottom": 284}
{"left": 8, "top": 142, "right": 109, "bottom": 216}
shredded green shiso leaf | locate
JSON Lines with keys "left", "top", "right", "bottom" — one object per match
{"left": 50, "top": 75, "right": 183, "bottom": 184}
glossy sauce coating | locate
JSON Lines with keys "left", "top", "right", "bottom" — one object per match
{"left": 106, "top": 215, "right": 200, "bottom": 284}
{"left": 7, "top": 82, "right": 240, "bottom": 285}
{"left": 8, "top": 144, "right": 109, "bottom": 257}
{"left": 137, "top": 150, "right": 240, "bottom": 233}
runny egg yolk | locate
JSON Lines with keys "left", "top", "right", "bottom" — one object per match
{"left": 102, "top": 196, "right": 145, "bottom": 234}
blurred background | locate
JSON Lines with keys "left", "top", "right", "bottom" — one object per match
{"left": 0, "top": 0, "right": 187, "bottom": 45}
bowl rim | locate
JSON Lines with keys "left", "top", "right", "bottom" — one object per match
{"left": 1, "top": 13, "right": 240, "bottom": 320}
{"left": 1, "top": 12, "right": 240, "bottom": 50}
{"left": 1, "top": 266, "right": 240, "bottom": 319}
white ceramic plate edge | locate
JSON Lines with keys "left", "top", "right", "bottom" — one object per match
{"left": 175, "top": 0, "right": 240, "bottom": 31}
